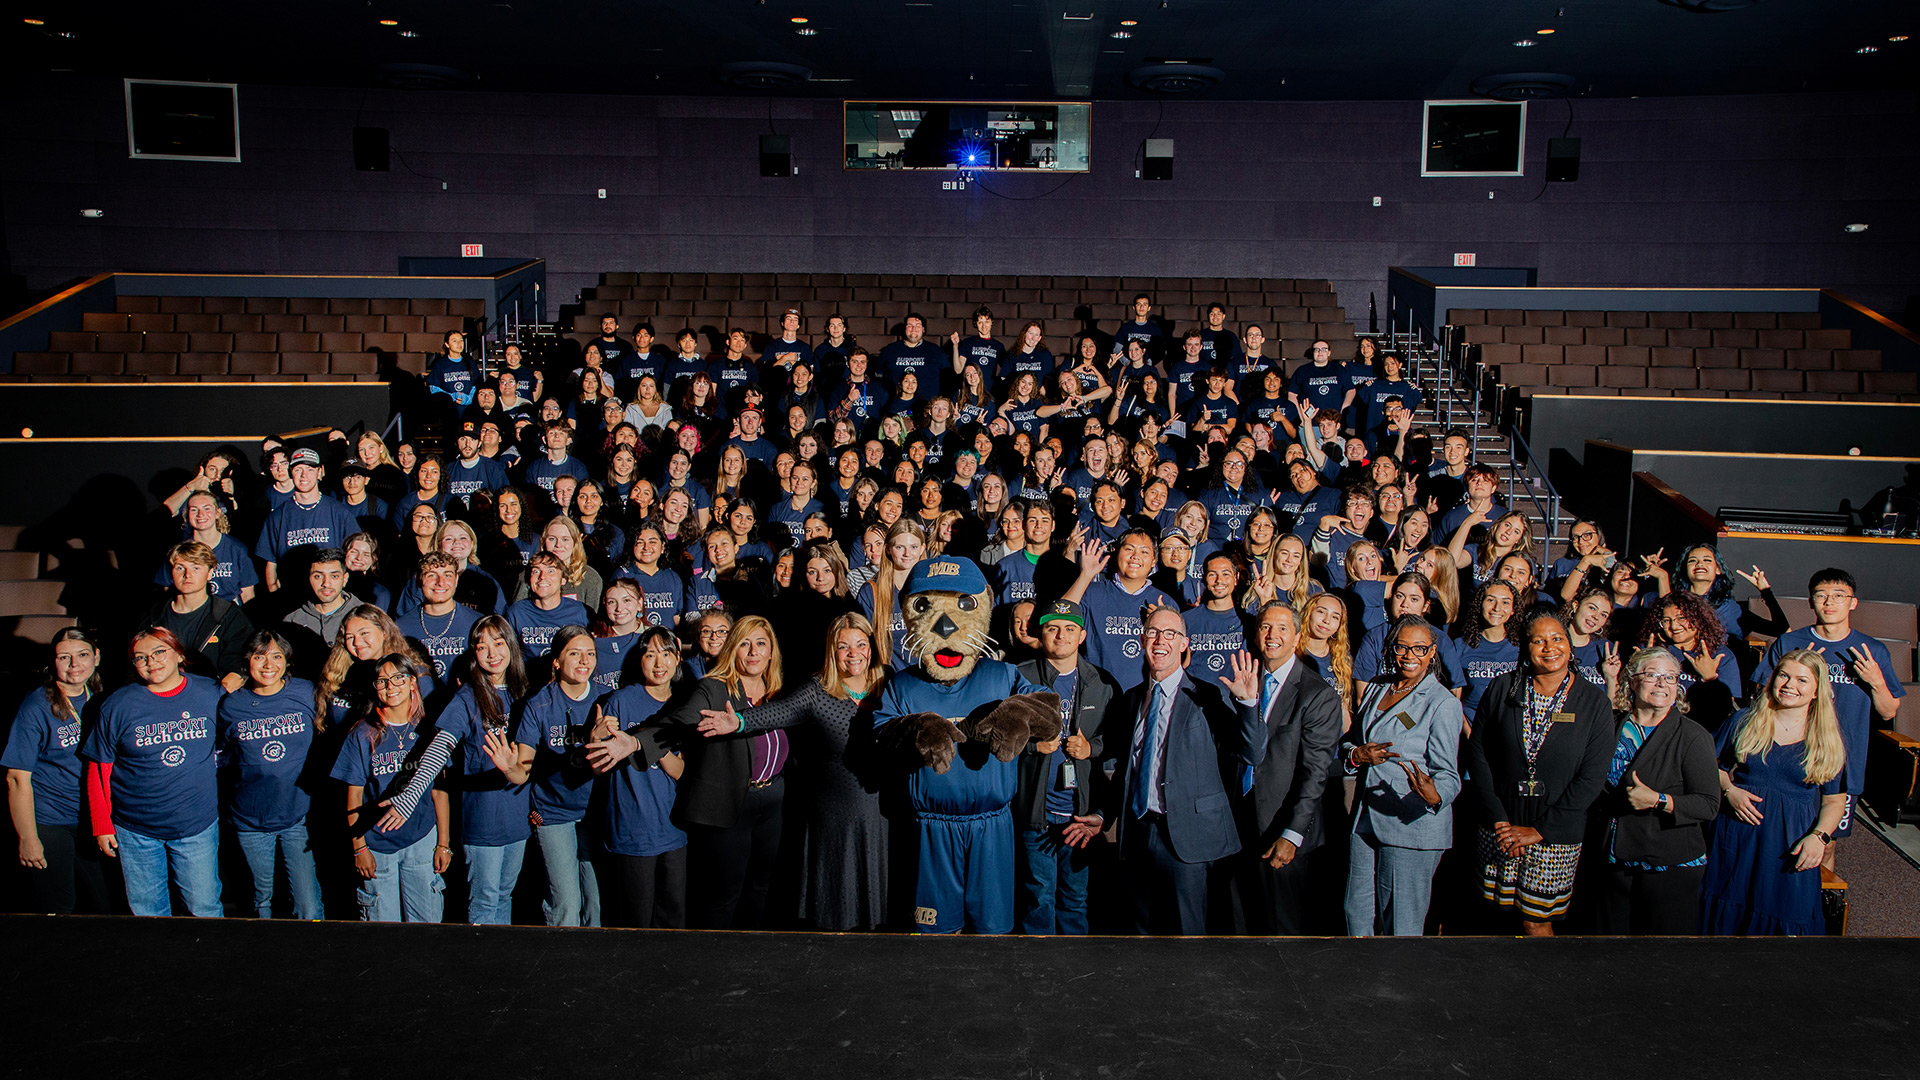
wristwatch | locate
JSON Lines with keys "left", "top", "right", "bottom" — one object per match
{"left": 1815, "top": 830, "right": 1834, "bottom": 844}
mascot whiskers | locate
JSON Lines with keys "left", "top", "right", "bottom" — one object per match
{"left": 874, "top": 556, "right": 1060, "bottom": 934}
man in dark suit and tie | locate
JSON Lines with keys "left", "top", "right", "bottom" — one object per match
{"left": 1107, "top": 604, "right": 1267, "bottom": 935}
{"left": 1226, "top": 601, "right": 1344, "bottom": 934}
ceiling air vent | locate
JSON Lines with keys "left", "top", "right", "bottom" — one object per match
{"left": 715, "top": 62, "right": 814, "bottom": 89}
{"left": 1469, "top": 72, "right": 1576, "bottom": 100}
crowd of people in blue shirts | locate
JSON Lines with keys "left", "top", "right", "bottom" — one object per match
{"left": 3, "top": 294, "right": 1904, "bottom": 936}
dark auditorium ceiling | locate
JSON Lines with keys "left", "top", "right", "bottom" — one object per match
{"left": 12, "top": 0, "right": 1917, "bottom": 101}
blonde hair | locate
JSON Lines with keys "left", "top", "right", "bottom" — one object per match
{"left": 356, "top": 431, "right": 397, "bottom": 468}
{"left": 1733, "top": 648, "right": 1845, "bottom": 786}
{"left": 929, "top": 510, "right": 966, "bottom": 556}
{"left": 1611, "top": 646, "right": 1689, "bottom": 713}
{"left": 1245, "top": 532, "right": 1313, "bottom": 611}
{"left": 542, "top": 515, "right": 589, "bottom": 585}
{"left": 1419, "top": 545, "right": 1461, "bottom": 624}
{"left": 708, "top": 614, "right": 784, "bottom": 701}
{"left": 820, "top": 613, "right": 888, "bottom": 701}
{"left": 434, "top": 519, "right": 484, "bottom": 568}
{"left": 1174, "top": 500, "right": 1211, "bottom": 545}
{"left": 1297, "top": 593, "right": 1352, "bottom": 703}
{"left": 182, "top": 490, "right": 231, "bottom": 535}
{"left": 1342, "top": 539, "right": 1383, "bottom": 584}
{"left": 872, "top": 520, "right": 929, "bottom": 667}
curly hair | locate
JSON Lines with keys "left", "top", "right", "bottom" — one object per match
{"left": 1648, "top": 587, "right": 1725, "bottom": 651}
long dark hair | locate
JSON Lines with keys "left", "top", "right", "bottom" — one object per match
{"left": 355, "top": 654, "right": 426, "bottom": 747}
{"left": 461, "top": 615, "right": 529, "bottom": 729}
{"left": 43, "top": 627, "right": 103, "bottom": 723}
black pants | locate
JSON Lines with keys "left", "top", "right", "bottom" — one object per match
{"left": 1122, "top": 814, "right": 1209, "bottom": 936}
{"left": 606, "top": 847, "right": 688, "bottom": 929}
{"left": 1595, "top": 863, "right": 1705, "bottom": 936}
{"left": 21, "top": 824, "right": 112, "bottom": 915}
{"left": 1225, "top": 846, "right": 1314, "bottom": 935}
{"left": 687, "top": 778, "right": 785, "bottom": 930}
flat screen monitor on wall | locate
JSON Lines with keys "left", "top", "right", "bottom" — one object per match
{"left": 844, "top": 102, "right": 1090, "bottom": 172}
{"left": 125, "top": 79, "right": 241, "bottom": 162}
{"left": 1421, "top": 100, "right": 1526, "bottom": 177}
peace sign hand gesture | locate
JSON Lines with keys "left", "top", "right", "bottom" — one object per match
{"left": 1399, "top": 758, "right": 1442, "bottom": 806}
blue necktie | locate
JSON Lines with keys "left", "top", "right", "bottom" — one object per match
{"left": 1242, "top": 673, "right": 1275, "bottom": 796}
{"left": 1133, "top": 681, "right": 1168, "bottom": 819}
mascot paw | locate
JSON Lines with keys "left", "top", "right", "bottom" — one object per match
{"left": 910, "top": 712, "right": 964, "bottom": 774}
{"left": 964, "top": 692, "right": 1062, "bottom": 762}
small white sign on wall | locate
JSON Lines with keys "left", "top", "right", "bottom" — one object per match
{"left": 1454, "top": 253, "right": 1476, "bottom": 267}
{"left": 461, "top": 244, "right": 485, "bottom": 258}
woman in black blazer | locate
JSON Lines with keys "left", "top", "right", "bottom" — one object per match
{"left": 653, "top": 614, "right": 787, "bottom": 930}
{"left": 1584, "top": 647, "right": 1721, "bottom": 935}
{"left": 1464, "top": 610, "right": 1616, "bottom": 936}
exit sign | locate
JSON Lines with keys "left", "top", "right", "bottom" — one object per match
{"left": 1453, "top": 252, "right": 1477, "bottom": 267}
{"left": 461, "top": 243, "right": 485, "bottom": 258}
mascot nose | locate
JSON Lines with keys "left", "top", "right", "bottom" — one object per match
{"left": 932, "top": 613, "right": 959, "bottom": 639}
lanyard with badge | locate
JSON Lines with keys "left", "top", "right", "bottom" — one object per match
{"left": 1056, "top": 669, "right": 1080, "bottom": 793}
{"left": 1518, "top": 674, "right": 1576, "bottom": 798}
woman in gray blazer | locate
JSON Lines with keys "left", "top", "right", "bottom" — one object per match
{"left": 1344, "top": 616, "right": 1465, "bottom": 936}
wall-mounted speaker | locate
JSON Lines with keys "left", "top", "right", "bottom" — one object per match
{"left": 1547, "top": 137, "right": 1581, "bottom": 183}
{"left": 353, "top": 126, "right": 390, "bottom": 172}
{"left": 760, "top": 134, "right": 792, "bottom": 178}
{"left": 1143, "top": 138, "right": 1174, "bottom": 181}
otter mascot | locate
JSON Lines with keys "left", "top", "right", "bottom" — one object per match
{"left": 874, "top": 555, "right": 1061, "bottom": 934}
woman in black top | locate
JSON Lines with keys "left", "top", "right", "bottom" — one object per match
{"left": 1582, "top": 647, "right": 1720, "bottom": 935}
{"left": 649, "top": 614, "right": 786, "bottom": 930}
{"left": 1464, "top": 610, "right": 1616, "bottom": 936}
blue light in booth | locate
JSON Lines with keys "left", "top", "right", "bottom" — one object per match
{"left": 955, "top": 135, "right": 990, "bottom": 168}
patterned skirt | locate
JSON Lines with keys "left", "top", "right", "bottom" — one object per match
{"left": 1478, "top": 827, "right": 1582, "bottom": 922}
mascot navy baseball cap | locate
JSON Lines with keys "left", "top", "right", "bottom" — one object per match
{"left": 901, "top": 556, "right": 988, "bottom": 598}
{"left": 1035, "top": 600, "right": 1085, "bottom": 629}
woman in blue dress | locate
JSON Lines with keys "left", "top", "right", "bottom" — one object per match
{"left": 1699, "top": 648, "right": 1847, "bottom": 936}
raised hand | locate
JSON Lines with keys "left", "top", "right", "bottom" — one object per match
{"left": 1845, "top": 644, "right": 1888, "bottom": 692}
{"left": 697, "top": 705, "right": 745, "bottom": 737}
{"left": 1624, "top": 769, "right": 1662, "bottom": 812}
{"left": 483, "top": 728, "right": 520, "bottom": 775}
{"left": 1688, "top": 644, "right": 1722, "bottom": 681}
{"left": 1351, "top": 741, "right": 1399, "bottom": 767}
{"left": 1599, "top": 641, "right": 1623, "bottom": 686}
{"left": 1077, "top": 535, "right": 1110, "bottom": 574}
{"left": 1733, "top": 565, "right": 1770, "bottom": 591}
{"left": 1220, "top": 649, "right": 1260, "bottom": 701}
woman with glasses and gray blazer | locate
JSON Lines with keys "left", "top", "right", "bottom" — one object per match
{"left": 1343, "top": 615, "right": 1465, "bottom": 936}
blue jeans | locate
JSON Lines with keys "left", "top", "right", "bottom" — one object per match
{"left": 234, "top": 821, "right": 325, "bottom": 920}
{"left": 115, "top": 819, "right": 223, "bottom": 918}
{"left": 1345, "top": 829, "right": 1445, "bottom": 937}
{"left": 358, "top": 831, "right": 444, "bottom": 923}
{"left": 1017, "top": 823, "right": 1091, "bottom": 935}
{"left": 536, "top": 820, "right": 601, "bottom": 928}
{"left": 466, "top": 839, "right": 528, "bottom": 925}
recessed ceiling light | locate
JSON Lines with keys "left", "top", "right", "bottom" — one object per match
{"left": 379, "top": 18, "right": 398, "bottom": 25}
{"left": 1110, "top": 29, "right": 1132, "bottom": 38}
{"left": 1512, "top": 38, "right": 1536, "bottom": 46}
{"left": 1890, "top": 35, "right": 1910, "bottom": 42}
{"left": 790, "top": 15, "right": 808, "bottom": 22}
{"left": 23, "top": 17, "right": 45, "bottom": 24}
{"left": 1856, "top": 45, "right": 1878, "bottom": 53}
{"left": 397, "top": 29, "right": 418, "bottom": 37}
{"left": 1120, "top": 18, "right": 1138, "bottom": 25}
{"left": 795, "top": 27, "right": 816, "bottom": 35}
{"left": 1536, "top": 28, "right": 1556, "bottom": 34}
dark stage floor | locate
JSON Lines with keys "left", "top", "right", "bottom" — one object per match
{"left": 4, "top": 916, "right": 1913, "bottom": 1079}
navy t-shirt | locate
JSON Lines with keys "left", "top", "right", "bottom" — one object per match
{"left": 1044, "top": 668, "right": 1079, "bottom": 820}
{"left": 1288, "top": 362, "right": 1350, "bottom": 416}
{"left": 505, "top": 597, "right": 593, "bottom": 658}
{"left": 1459, "top": 638, "right": 1521, "bottom": 719}
{"left": 519, "top": 681, "right": 600, "bottom": 825}
{"left": 2, "top": 689, "right": 89, "bottom": 827}
{"left": 1080, "top": 577, "right": 1177, "bottom": 692}
{"left": 592, "top": 631, "right": 642, "bottom": 695}
{"left": 81, "top": 676, "right": 223, "bottom": 840}
{"left": 1183, "top": 604, "right": 1248, "bottom": 682}
{"left": 1757, "top": 627, "right": 1906, "bottom": 796}
{"left": 216, "top": 677, "right": 318, "bottom": 833}
{"left": 329, "top": 718, "right": 442, "bottom": 854}
{"left": 521, "top": 455, "right": 592, "bottom": 499}
{"left": 395, "top": 603, "right": 483, "bottom": 682}
{"left": 153, "top": 531, "right": 258, "bottom": 600}
{"left": 446, "top": 455, "right": 510, "bottom": 507}
{"left": 253, "top": 496, "right": 361, "bottom": 565}
{"left": 597, "top": 686, "right": 687, "bottom": 857}
{"left": 879, "top": 340, "right": 946, "bottom": 390}
{"left": 955, "top": 336, "right": 1004, "bottom": 383}
{"left": 441, "top": 684, "right": 534, "bottom": 848}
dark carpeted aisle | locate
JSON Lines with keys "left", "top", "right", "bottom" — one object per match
{"left": 1843, "top": 820, "right": 1920, "bottom": 936}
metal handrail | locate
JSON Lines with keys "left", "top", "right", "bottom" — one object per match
{"left": 1423, "top": 323, "right": 1567, "bottom": 549}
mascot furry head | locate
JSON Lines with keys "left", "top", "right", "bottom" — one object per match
{"left": 898, "top": 556, "right": 1060, "bottom": 771}
{"left": 899, "top": 555, "right": 997, "bottom": 682}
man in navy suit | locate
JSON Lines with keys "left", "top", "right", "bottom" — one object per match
{"left": 1226, "top": 601, "right": 1344, "bottom": 934}
{"left": 1106, "top": 604, "right": 1267, "bottom": 935}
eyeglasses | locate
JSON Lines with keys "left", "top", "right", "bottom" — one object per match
{"left": 699, "top": 628, "right": 732, "bottom": 640}
{"left": 1142, "top": 627, "right": 1188, "bottom": 641}
{"left": 1387, "top": 643, "right": 1435, "bottom": 657}
{"left": 1634, "top": 672, "right": 1680, "bottom": 686}
{"left": 373, "top": 673, "right": 416, "bottom": 689}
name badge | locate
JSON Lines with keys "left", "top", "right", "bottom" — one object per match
{"left": 1394, "top": 712, "right": 1416, "bottom": 730}
{"left": 1551, "top": 711, "right": 1576, "bottom": 724}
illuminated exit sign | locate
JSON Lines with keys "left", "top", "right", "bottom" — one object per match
{"left": 1453, "top": 252, "right": 1476, "bottom": 267}
{"left": 461, "top": 244, "right": 485, "bottom": 258}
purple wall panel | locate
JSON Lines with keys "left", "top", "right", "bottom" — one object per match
{"left": 4, "top": 75, "right": 1914, "bottom": 329}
